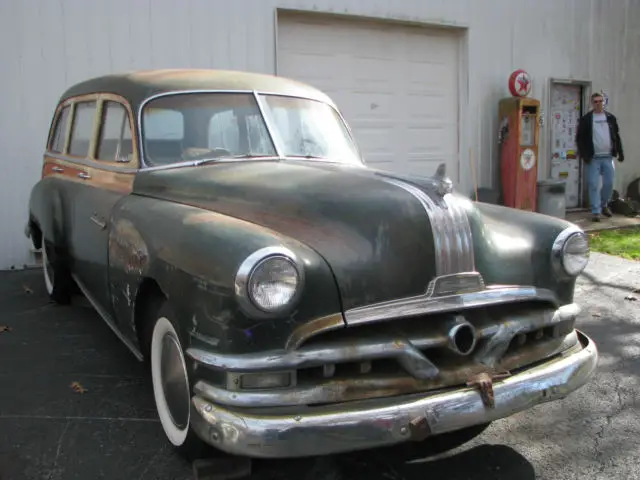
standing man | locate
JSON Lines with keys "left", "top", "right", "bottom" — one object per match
{"left": 576, "top": 92, "right": 625, "bottom": 222}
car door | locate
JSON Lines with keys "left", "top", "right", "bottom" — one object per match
{"left": 67, "top": 96, "right": 138, "bottom": 317}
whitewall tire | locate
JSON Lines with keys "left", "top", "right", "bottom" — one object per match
{"left": 149, "top": 304, "right": 209, "bottom": 460}
{"left": 41, "top": 238, "right": 72, "bottom": 305}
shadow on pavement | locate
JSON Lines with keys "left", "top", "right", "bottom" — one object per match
{"left": 247, "top": 444, "right": 535, "bottom": 480}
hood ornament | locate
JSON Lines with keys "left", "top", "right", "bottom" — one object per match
{"left": 433, "top": 163, "right": 453, "bottom": 196}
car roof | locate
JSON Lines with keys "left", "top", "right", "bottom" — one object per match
{"left": 59, "top": 69, "right": 335, "bottom": 110}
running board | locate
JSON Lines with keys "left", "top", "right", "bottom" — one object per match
{"left": 72, "top": 274, "right": 144, "bottom": 362}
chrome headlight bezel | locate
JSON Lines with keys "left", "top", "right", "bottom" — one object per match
{"left": 551, "top": 226, "right": 590, "bottom": 279}
{"left": 234, "top": 246, "right": 305, "bottom": 317}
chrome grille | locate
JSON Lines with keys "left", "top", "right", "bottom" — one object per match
{"left": 188, "top": 299, "right": 580, "bottom": 408}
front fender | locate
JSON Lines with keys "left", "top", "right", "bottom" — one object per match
{"left": 108, "top": 195, "right": 344, "bottom": 354}
{"left": 463, "top": 199, "right": 582, "bottom": 305}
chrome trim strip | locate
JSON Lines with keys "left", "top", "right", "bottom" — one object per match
{"left": 187, "top": 302, "right": 578, "bottom": 375}
{"left": 344, "top": 286, "right": 559, "bottom": 326}
{"left": 188, "top": 335, "right": 442, "bottom": 378}
{"left": 285, "top": 313, "right": 345, "bottom": 350}
{"left": 252, "top": 90, "right": 284, "bottom": 158}
{"left": 444, "top": 193, "right": 475, "bottom": 271}
{"left": 192, "top": 330, "right": 580, "bottom": 408}
{"left": 190, "top": 330, "right": 598, "bottom": 458}
{"left": 72, "top": 274, "right": 144, "bottom": 361}
{"left": 380, "top": 177, "right": 475, "bottom": 276}
{"left": 424, "top": 272, "right": 485, "bottom": 297}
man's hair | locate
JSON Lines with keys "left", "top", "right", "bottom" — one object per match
{"left": 591, "top": 92, "right": 604, "bottom": 101}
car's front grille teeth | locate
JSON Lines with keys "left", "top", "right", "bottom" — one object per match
{"left": 296, "top": 315, "right": 575, "bottom": 384}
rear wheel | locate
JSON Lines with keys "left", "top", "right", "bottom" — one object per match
{"left": 149, "top": 302, "right": 210, "bottom": 461}
{"left": 41, "top": 238, "right": 73, "bottom": 305}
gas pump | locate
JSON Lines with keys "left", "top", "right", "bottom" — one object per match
{"left": 497, "top": 69, "right": 540, "bottom": 211}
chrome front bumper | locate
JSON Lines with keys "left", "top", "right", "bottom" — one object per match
{"left": 190, "top": 330, "right": 598, "bottom": 459}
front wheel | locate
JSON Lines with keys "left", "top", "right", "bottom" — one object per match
{"left": 41, "top": 238, "right": 73, "bottom": 305}
{"left": 149, "top": 302, "right": 210, "bottom": 461}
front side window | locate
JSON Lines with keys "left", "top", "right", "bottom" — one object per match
{"left": 96, "top": 101, "right": 134, "bottom": 163}
{"left": 141, "top": 93, "right": 276, "bottom": 167}
{"left": 68, "top": 101, "right": 97, "bottom": 157}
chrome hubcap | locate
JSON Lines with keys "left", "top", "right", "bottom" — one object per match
{"left": 160, "top": 333, "right": 190, "bottom": 429}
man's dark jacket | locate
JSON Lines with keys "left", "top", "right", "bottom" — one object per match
{"left": 575, "top": 110, "right": 624, "bottom": 163}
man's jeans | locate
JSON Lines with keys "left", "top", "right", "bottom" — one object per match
{"left": 587, "top": 155, "right": 615, "bottom": 214}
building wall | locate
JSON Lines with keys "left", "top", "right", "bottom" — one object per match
{"left": 0, "top": 0, "right": 639, "bottom": 269}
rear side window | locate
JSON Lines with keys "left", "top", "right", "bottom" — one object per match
{"left": 49, "top": 106, "right": 71, "bottom": 153}
{"left": 96, "top": 101, "right": 134, "bottom": 163}
{"left": 68, "top": 101, "right": 97, "bottom": 157}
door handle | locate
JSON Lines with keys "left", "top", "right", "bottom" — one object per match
{"left": 77, "top": 172, "right": 91, "bottom": 180}
{"left": 90, "top": 215, "right": 107, "bottom": 230}
{"left": 52, "top": 166, "right": 64, "bottom": 173}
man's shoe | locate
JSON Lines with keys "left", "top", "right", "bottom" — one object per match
{"left": 602, "top": 206, "right": 613, "bottom": 217}
{"left": 592, "top": 214, "right": 601, "bottom": 222}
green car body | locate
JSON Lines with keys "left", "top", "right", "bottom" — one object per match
{"left": 26, "top": 69, "right": 598, "bottom": 460}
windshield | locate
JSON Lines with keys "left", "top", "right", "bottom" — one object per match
{"left": 140, "top": 92, "right": 362, "bottom": 167}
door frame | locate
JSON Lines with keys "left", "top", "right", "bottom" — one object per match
{"left": 547, "top": 78, "right": 592, "bottom": 211}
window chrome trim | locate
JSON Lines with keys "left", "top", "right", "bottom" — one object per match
{"left": 252, "top": 90, "right": 284, "bottom": 158}
{"left": 136, "top": 89, "right": 365, "bottom": 170}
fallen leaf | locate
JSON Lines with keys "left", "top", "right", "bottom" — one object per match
{"left": 23, "top": 285, "right": 33, "bottom": 294}
{"left": 624, "top": 295, "right": 637, "bottom": 301}
{"left": 70, "top": 381, "right": 88, "bottom": 394}
{"left": 633, "top": 288, "right": 640, "bottom": 294}
{"left": 0, "top": 325, "right": 12, "bottom": 333}
{"left": 592, "top": 313, "right": 601, "bottom": 318}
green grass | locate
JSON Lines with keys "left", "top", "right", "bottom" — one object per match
{"left": 589, "top": 226, "right": 640, "bottom": 260}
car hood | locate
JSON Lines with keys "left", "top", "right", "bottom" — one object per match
{"left": 133, "top": 160, "right": 475, "bottom": 311}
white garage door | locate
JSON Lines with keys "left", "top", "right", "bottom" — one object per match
{"left": 277, "top": 12, "right": 461, "bottom": 181}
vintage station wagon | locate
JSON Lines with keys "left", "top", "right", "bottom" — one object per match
{"left": 26, "top": 69, "right": 598, "bottom": 461}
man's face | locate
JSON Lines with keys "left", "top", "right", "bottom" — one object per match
{"left": 592, "top": 95, "right": 604, "bottom": 113}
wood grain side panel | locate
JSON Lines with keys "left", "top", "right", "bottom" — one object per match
{"left": 43, "top": 156, "right": 134, "bottom": 194}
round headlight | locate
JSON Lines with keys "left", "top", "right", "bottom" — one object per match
{"left": 235, "top": 246, "right": 303, "bottom": 316}
{"left": 563, "top": 232, "right": 590, "bottom": 276}
{"left": 248, "top": 256, "right": 300, "bottom": 312}
{"left": 552, "top": 227, "right": 590, "bottom": 278}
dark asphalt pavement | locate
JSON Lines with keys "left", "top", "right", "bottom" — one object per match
{"left": 1, "top": 252, "right": 638, "bottom": 480}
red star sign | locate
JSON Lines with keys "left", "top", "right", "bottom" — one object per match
{"left": 517, "top": 74, "right": 530, "bottom": 93}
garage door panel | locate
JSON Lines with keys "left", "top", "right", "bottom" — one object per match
{"left": 406, "top": 126, "right": 455, "bottom": 153}
{"left": 407, "top": 63, "right": 456, "bottom": 87}
{"left": 345, "top": 92, "right": 395, "bottom": 121}
{"left": 277, "top": 13, "right": 460, "bottom": 181}
{"left": 352, "top": 57, "right": 397, "bottom": 81}
{"left": 348, "top": 30, "right": 401, "bottom": 60}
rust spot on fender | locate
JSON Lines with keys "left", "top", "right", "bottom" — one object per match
{"left": 109, "top": 219, "right": 149, "bottom": 275}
